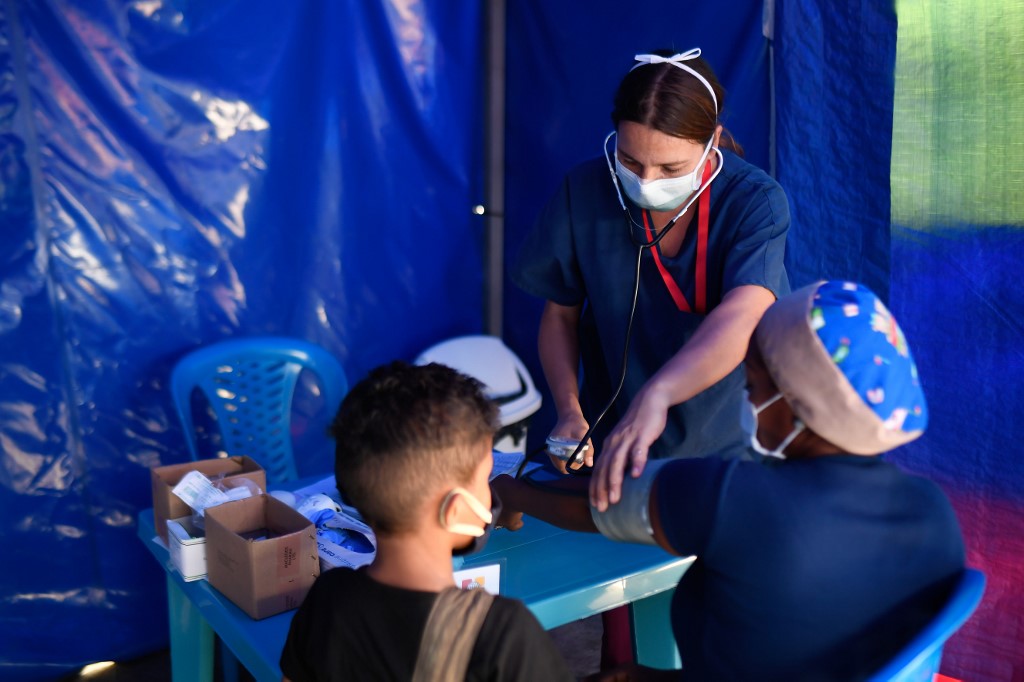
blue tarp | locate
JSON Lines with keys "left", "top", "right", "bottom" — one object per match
{"left": 0, "top": 1, "right": 483, "bottom": 678}
{"left": 774, "top": 0, "right": 895, "bottom": 296}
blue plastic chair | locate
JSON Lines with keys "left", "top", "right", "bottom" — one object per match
{"left": 867, "top": 568, "right": 986, "bottom": 682}
{"left": 170, "top": 336, "right": 347, "bottom": 484}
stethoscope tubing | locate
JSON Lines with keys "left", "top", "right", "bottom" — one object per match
{"left": 563, "top": 145, "right": 722, "bottom": 468}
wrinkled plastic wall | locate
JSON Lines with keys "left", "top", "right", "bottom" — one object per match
{"left": 774, "top": 1, "right": 894, "bottom": 297}
{"left": 0, "top": 1, "right": 483, "bottom": 679}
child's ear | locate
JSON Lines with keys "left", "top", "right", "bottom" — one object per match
{"left": 439, "top": 490, "right": 460, "bottom": 529}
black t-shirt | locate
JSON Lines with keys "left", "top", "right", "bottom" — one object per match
{"left": 280, "top": 567, "right": 574, "bottom": 682}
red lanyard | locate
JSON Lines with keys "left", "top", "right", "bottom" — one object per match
{"left": 641, "top": 159, "right": 713, "bottom": 314}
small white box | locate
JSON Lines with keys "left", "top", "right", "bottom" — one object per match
{"left": 167, "top": 517, "right": 208, "bottom": 582}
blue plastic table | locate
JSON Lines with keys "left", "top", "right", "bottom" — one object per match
{"left": 137, "top": 506, "right": 693, "bottom": 682}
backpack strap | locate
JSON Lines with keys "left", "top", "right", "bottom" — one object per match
{"left": 412, "top": 587, "right": 495, "bottom": 682}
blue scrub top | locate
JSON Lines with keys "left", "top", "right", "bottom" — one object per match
{"left": 512, "top": 150, "right": 790, "bottom": 460}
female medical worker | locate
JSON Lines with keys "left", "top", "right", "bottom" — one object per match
{"left": 512, "top": 48, "right": 790, "bottom": 478}
{"left": 494, "top": 281, "right": 966, "bottom": 681}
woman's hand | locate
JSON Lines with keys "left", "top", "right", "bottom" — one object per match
{"left": 546, "top": 413, "right": 595, "bottom": 474}
{"left": 590, "top": 384, "right": 670, "bottom": 511}
{"left": 537, "top": 300, "right": 591, "bottom": 474}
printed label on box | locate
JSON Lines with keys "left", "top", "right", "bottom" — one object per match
{"left": 278, "top": 539, "right": 300, "bottom": 581}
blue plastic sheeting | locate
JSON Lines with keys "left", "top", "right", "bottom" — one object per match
{"left": 501, "top": 0, "right": 772, "bottom": 452}
{"left": 889, "top": 226, "right": 1024, "bottom": 500}
{"left": 889, "top": 226, "right": 1024, "bottom": 680}
{"left": 774, "top": 0, "right": 897, "bottom": 298}
{"left": 0, "top": 1, "right": 483, "bottom": 678}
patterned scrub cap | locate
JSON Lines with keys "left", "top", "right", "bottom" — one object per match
{"left": 754, "top": 281, "right": 928, "bottom": 455}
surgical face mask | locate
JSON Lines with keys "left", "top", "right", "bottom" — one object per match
{"left": 613, "top": 136, "right": 714, "bottom": 212}
{"left": 440, "top": 486, "right": 502, "bottom": 557}
{"left": 739, "top": 389, "right": 805, "bottom": 459}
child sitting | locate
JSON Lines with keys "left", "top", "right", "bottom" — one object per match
{"left": 280, "top": 361, "right": 573, "bottom": 681}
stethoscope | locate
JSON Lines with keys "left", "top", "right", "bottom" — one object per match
{"left": 558, "top": 132, "right": 724, "bottom": 469}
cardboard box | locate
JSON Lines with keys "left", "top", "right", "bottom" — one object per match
{"left": 150, "top": 456, "right": 266, "bottom": 544}
{"left": 205, "top": 494, "right": 320, "bottom": 620}
{"left": 166, "top": 517, "right": 208, "bottom": 581}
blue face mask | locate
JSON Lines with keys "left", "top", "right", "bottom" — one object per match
{"left": 440, "top": 487, "right": 502, "bottom": 557}
{"left": 740, "top": 390, "right": 805, "bottom": 459}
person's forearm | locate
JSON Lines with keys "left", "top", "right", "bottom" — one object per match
{"left": 647, "top": 286, "right": 774, "bottom": 406}
{"left": 493, "top": 475, "right": 597, "bottom": 533}
{"left": 538, "top": 302, "right": 584, "bottom": 418}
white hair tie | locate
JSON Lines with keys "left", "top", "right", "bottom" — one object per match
{"left": 631, "top": 47, "right": 718, "bottom": 115}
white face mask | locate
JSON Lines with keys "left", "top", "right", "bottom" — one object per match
{"left": 613, "top": 136, "right": 714, "bottom": 212}
{"left": 739, "top": 389, "right": 805, "bottom": 459}
{"left": 438, "top": 486, "right": 493, "bottom": 538}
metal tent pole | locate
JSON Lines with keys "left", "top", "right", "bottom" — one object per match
{"left": 481, "top": 0, "right": 506, "bottom": 338}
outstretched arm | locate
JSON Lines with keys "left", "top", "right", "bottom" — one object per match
{"left": 590, "top": 285, "right": 774, "bottom": 511}
{"left": 494, "top": 470, "right": 681, "bottom": 560}
{"left": 491, "top": 474, "right": 596, "bottom": 533}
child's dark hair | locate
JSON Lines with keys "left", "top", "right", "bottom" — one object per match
{"left": 330, "top": 361, "right": 499, "bottom": 534}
